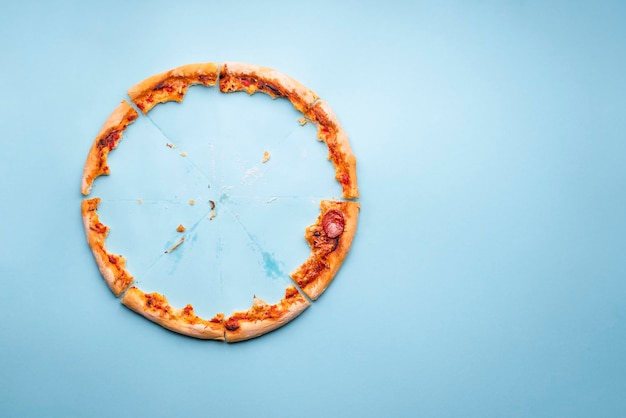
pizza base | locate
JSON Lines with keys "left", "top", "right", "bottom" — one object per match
{"left": 81, "top": 198, "right": 134, "bottom": 297}
{"left": 219, "top": 62, "right": 319, "bottom": 114}
{"left": 224, "top": 286, "right": 310, "bottom": 343}
{"left": 127, "top": 62, "right": 219, "bottom": 114}
{"left": 81, "top": 100, "right": 138, "bottom": 196}
{"left": 291, "top": 200, "right": 360, "bottom": 300}
{"left": 122, "top": 287, "right": 225, "bottom": 340}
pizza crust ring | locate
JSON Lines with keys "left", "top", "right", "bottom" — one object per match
{"left": 81, "top": 62, "right": 359, "bottom": 342}
{"left": 121, "top": 287, "right": 225, "bottom": 340}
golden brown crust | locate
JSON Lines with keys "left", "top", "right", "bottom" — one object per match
{"left": 81, "top": 198, "right": 134, "bottom": 296}
{"left": 128, "top": 62, "right": 219, "bottom": 114}
{"left": 290, "top": 201, "right": 360, "bottom": 300}
{"left": 81, "top": 101, "right": 138, "bottom": 195}
{"left": 121, "top": 287, "right": 225, "bottom": 340}
{"left": 224, "top": 286, "right": 310, "bottom": 342}
{"left": 218, "top": 62, "right": 319, "bottom": 114}
{"left": 305, "top": 101, "right": 359, "bottom": 199}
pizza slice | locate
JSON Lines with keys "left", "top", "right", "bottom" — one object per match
{"left": 81, "top": 100, "right": 138, "bottom": 195}
{"left": 218, "top": 62, "right": 319, "bottom": 114}
{"left": 127, "top": 62, "right": 219, "bottom": 114}
{"left": 304, "top": 101, "right": 359, "bottom": 199}
{"left": 224, "top": 285, "right": 310, "bottom": 343}
{"left": 290, "top": 200, "right": 360, "bottom": 300}
{"left": 121, "top": 287, "right": 225, "bottom": 340}
{"left": 81, "top": 198, "right": 134, "bottom": 296}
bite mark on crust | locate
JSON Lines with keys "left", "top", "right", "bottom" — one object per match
{"left": 224, "top": 286, "right": 310, "bottom": 343}
{"left": 291, "top": 200, "right": 360, "bottom": 300}
{"left": 127, "top": 62, "right": 219, "bottom": 114}
{"left": 218, "top": 62, "right": 319, "bottom": 114}
{"left": 81, "top": 101, "right": 138, "bottom": 195}
{"left": 81, "top": 198, "right": 134, "bottom": 296}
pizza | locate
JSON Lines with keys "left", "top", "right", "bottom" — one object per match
{"left": 80, "top": 62, "right": 360, "bottom": 342}
{"left": 81, "top": 197, "right": 134, "bottom": 297}
{"left": 219, "top": 62, "right": 358, "bottom": 200}
{"left": 121, "top": 286, "right": 225, "bottom": 340}
{"left": 127, "top": 63, "right": 219, "bottom": 114}
{"left": 81, "top": 101, "right": 138, "bottom": 196}
{"left": 290, "top": 200, "right": 360, "bottom": 300}
{"left": 304, "top": 101, "right": 359, "bottom": 199}
{"left": 224, "top": 286, "right": 310, "bottom": 343}
{"left": 218, "top": 61, "right": 319, "bottom": 114}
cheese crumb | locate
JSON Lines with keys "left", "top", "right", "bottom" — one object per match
{"left": 262, "top": 151, "right": 271, "bottom": 163}
{"left": 209, "top": 210, "right": 216, "bottom": 220}
{"left": 180, "top": 151, "right": 187, "bottom": 157}
{"left": 137, "top": 198, "right": 143, "bottom": 204}
{"left": 176, "top": 224, "right": 186, "bottom": 232}
{"left": 298, "top": 117, "right": 308, "bottom": 126}
{"left": 189, "top": 199, "right": 195, "bottom": 205}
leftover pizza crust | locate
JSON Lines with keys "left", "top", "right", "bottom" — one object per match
{"left": 81, "top": 198, "right": 134, "bottom": 296}
{"left": 305, "top": 101, "right": 359, "bottom": 199}
{"left": 121, "top": 287, "right": 225, "bottom": 340}
{"left": 81, "top": 100, "right": 138, "bottom": 196}
{"left": 291, "top": 200, "right": 360, "bottom": 300}
{"left": 219, "top": 62, "right": 319, "bottom": 114}
{"left": 81, "top": 61, "right": 360, "bottom": 341}
{"left": 224, "top": 286, "right": 310, "bottom": 342}
{"left": 127, "top": 62, "right": 219, "bottom": 114}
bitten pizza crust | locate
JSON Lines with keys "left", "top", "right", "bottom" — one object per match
{"left": 305, "top": 101, "right": 359, "bottom": 199}
{"left": 291, "top": 200, "right": 360, "bottom": 300}
{"left": 127, "top": 62, "right": 219, "bottom": 114}
{"left": 81, "top": 100, "right": 138, "bottom": 195}
{"left": 224, "top": 286, "right": 310, "bottom": 342}
{"left": 81, "top": 198, "right": 134, "bottom": 296}
{"left": 122, "top": 287, "right": 225, "bottom": 340}
{"left": 219, "top": 62, "right": 319, "bottom": 114}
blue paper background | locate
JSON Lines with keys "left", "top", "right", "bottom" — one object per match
{"left": 1, "top": 1, "right": 625, "bottom": 417}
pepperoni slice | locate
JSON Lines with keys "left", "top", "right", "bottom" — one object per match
{"left": 322, "top": 209, "right": 345, "bottom": 238}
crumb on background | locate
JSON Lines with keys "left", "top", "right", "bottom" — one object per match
{"left": 164, "top": 237, "right": 184, "bottom": 254}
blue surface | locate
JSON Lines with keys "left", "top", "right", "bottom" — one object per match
{"left": 1, "top": 1, "right": 626, "bottom": 417}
